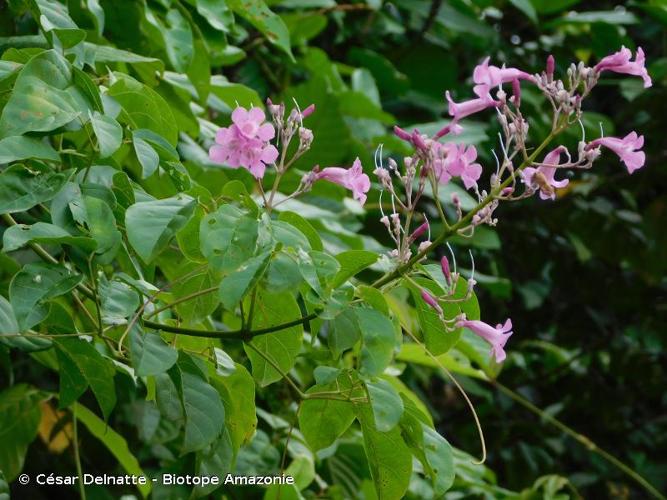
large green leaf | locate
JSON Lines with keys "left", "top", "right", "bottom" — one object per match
{"left": 0, "top": 136, "right": 59, "bottom": 163}
{"left": 356, "top": 307, "right": 395, "bottom": 377}
{"left": 299, "top": 374, "right": 358, "bottom": 451}
{"left": 0, "top": 295, "right": 51, "bottom": 351}
{"left": 328, "top": 308, "right": 361, "bottom": 359}
{"left": 228, "top": 0, "right": 293, "bottom": 59}
{"left": 74, "top": 402, "right": 151, "bottom": 498}
{"left": 0, "top": 164, "right": 73, "bottom": 215}
{"left": 0, "top": 49, "right": 91, "bottom": 137}
{"left": 356, "top": 403, "right": 412, "bottom": 500}
{"left": 9, "top": 262, "right": 83, "bottom": 331}
{"left": 107, "top": 73, "right": 178, "bottom": 145}
{"left": 84, "top": 195, "right": 121, "bottom": 264}
{"left": 0, "top": 384, "right": 42, "bottom": 481}
{"left": 209, "top": 358, "right": 257, "bottom": 453}
{"left": 366, "top": 379, "right": 403, "bottom": 432}
{"left": 244, "top": 290, "right": 303, "bottom": 386}
{"left": 219, "top": 251, "right": 272, "bottom": 310}
{"left": 200, "top": 205, "right": 259, "bottom": 273}
{"left": 55, "top": 337, "right": 117, "bottom": 420}
{"left": 332, "top": 250, "right": 378, "bottom": 288}
{"left": 90, "top": 111, "right": 122, "bottom": 158}
{"left": 172, "top": 269, "right": 220, "bottom": 324}
{"left": 130, "top": 326, "right": 178, "bottom": 377}
{"left": 2, "top": 222, "right": 96, "bottom": 253}
{"left": 125, "top": 195, "right": 195, "bottom": 263}
{"left": 168, "top": 352, "right": 225, "bottom": 453}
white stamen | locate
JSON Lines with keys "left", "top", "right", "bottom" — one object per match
{"left": 446, "top": 242, "right": 457, "bottom": 274}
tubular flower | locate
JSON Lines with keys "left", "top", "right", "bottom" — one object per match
{"left": 446, "top": 86, "right": 498, "bottom": 123}
{"left": 316, "top": 158, "right": 371, "bottom": 205}
{"left": 209, "top": 106, "right": 279, "bottom": 179}
{"left": 456, "top": 317, "right": 514, "bottom": 363}
{"left": 473, "top": 57, "right": 533, "bottom": 87}
{"left": 587, "top": 132, "right": 646, "bottom": 174}
{"left": 594, "top": 46, "right": 652, "bottom": 88}
{"left": 522, "top": 146, "right": 570, "bottom": 200}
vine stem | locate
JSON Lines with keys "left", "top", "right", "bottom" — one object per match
{"left": 491, "top": 381, "right": 666, "bottom": 500}
{"left": 402, "top": 327, "right": 487, "bottom": 465}
{"left": 72, "top": 405, "right": 87, "bottom": 500}
{"left": 143, "top": 312, "right": 319, "bottom": 340}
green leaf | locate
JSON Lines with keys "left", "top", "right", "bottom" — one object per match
{"left": 332, "top": 250, "right": 378, "bottom": 288}
{"left": 0, "top": 384, "right": 42, "bottom": 481}
{"left": 422, "top": 425, "right": 455, "bottom": 495}
{"left": 0, "top": 295, "right": 51, "bottom": 351}
{"left": 90, "top": 111, "right": 122, "bottom": 158}
{"left": 200, "top": 205, "right": 259, "bottom": 273}
{"left": 509, "top": 0, "right": 538, "bottom": 23}
{"left": 133, "top": 128, "right": 179, "bottom": 161}
{"left": 209, "top": 76, "right": 263, "bottom": 108}
{"left": 0, "top": 136, "right": 59, "bottom": 163}
{"left": 299, "top": 375, "right": 357, "bottom": 451}
{"left": 107, "top": 73, "right": 178, "bottom": 145}
{"left": 219, "top": 251, "right": 272, "bottom": 310}
{"left": 356, "top": 307, "right": 395, "bottom": 377}
{"left": 328, "top": 308, "right": 361, "bottom": 359}
{"left": 0, "top": 164, "right": 73, "bottom": 215}
{"left": 133, "top": 134, "right": 160, "bottom": 178}
{"left": 125, "top": 195, "right": 195, "bottom": 263}
{"left": 278, "top": 211, "right": 323, "bottom": 251}
{"left": 84, "top": 195, "right": 121, "bottom": 264}
{"left": 244, "top": 290, "right": 303, "bottom": 386}
{"left": 130, "top": 327, "right": 178, "bottom": 376}
{"left": 55, "top": 337, "right": 116, "bottom": 420}
{"left": 228, "top": 0, "right": 293, "bottom": 59}
{"left": 192, "top": 0, "right": 233, "bottom": 33}
{"left": 366, "top": 379, "right": 403, "bottom": 432}
{"left": 169, "top": 352, "right": 225, "bottom": 453}
{"left": 0, "top": 49, "right": 90, "bottom": 137}
{"left": 99, "top": 278, "right": 139, "bottom": 322}
{"left": 9, "top": 262, "right": 83, "bottom": 331}
{"left": 2, "top": 222, "right": 96, "bottom": 253}
{"left": 172, "top": 269, "right": 220, "bottom": 324}
{"left": 399, "top": 397, "right": 454, "bottom": 496}
{"left": 356, "top": 403, "right": 412, "bottom": 500}
{"left": 74, "top": 402, "right": 151, "bottom": 498}
{"left": 209, "top": 360, "right": 257, "bottom": 453}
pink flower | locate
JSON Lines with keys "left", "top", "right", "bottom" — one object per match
{"left": 587, "top": 132, "right": 645, "bottom": 174}
{"left": 594, "top": 47, "right": 652, "bottom": 88}
{"left": 316, "top": 158, "right": 371, "bottom": 205}
{"left": 522, "top": 146, "right": 570, "bottom": 200}
{"left": 456, "top": 317, "right": 513, "bottom": 363}
{"left": 445, "top": 85, "right": 499, "bottom": 123}
{"left": 209, "top": 106, "right": 279, "bottom": 179}
{"left": 435, "top": 143, "right": 483, "bottom": 189}
{"left": 473, "top": 57, "right": 533, "bottom": 87}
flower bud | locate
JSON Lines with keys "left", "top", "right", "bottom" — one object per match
{"left": 546, "top": 55, "right": 555, "bottom": 80}
{"left": 301, "top": 104, "right": 315, "bottom": 119}
{"left": 441, "top": 256, "right": 452, "bottom": 286}
{"left": 394, "top": 126, "right": 412, "bottom": 141}
{"left": 409, "top": 221, "right": 429, "bottom": 242}
{"left": 421, "top": 289, "right": 443, "bottom": 315}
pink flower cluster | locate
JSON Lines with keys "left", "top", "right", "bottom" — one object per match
{"left": 209, "top": 107, "right": 278, "bottom": 179}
